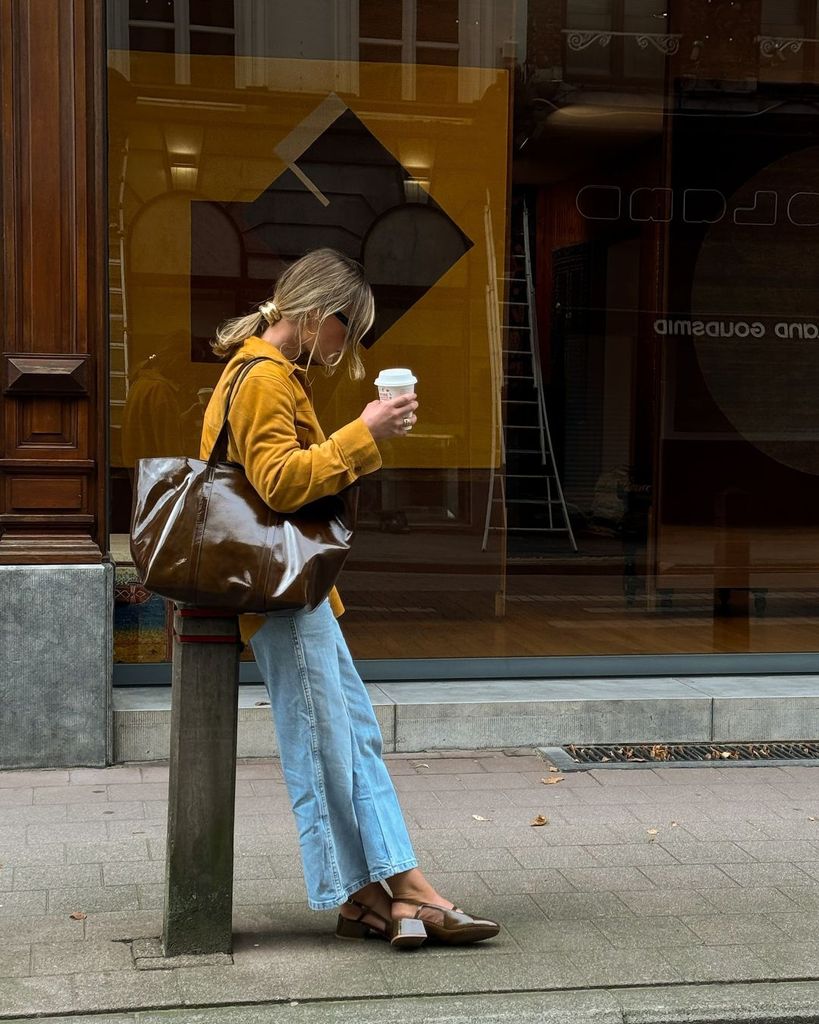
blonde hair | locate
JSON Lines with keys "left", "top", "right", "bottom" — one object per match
{"left": 210, "top": 248, "right": 374, "bottom": 379}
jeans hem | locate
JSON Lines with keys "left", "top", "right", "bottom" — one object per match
{"left": 307, "top": 858, "right": 419, "bottom": 911}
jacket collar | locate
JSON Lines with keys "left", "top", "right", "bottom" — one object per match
{"left": 239, "top": 336, "right": 300, "bottom": 376}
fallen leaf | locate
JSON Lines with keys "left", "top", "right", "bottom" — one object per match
{"left": 69, "top": 911, "right": 87, "bottom": 921}
{"left": 548, "top": 766, "right": 561, "bottom": 773}
{"left": 413, "top": 763, "right": 430, "bottom": 769}
{"left": 530, "top": 815, "right": 549, "bottom": 827}
{"left": 809, "top": 816, "right": 816, "bottom": 822}
{"left": 472, "top": 815, "right": 489, "bottom": 821}
{"left": 646, "top": 828, "right": 659, "bottom": 835}
{"left": 601, "top": 756, "right": 610, "bottom": 763}
{"left": 253, "top": 701, "right": 270, "bottom": 707}
{"left": 670, "top": 821, "right": 679, "bottom": 828}
{"left": 541, "top": 776, "right": 564, "bottom": 785}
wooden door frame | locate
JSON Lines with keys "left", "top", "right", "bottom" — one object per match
{"left": 0, "top": 0, "right": 108, "bottom": 564}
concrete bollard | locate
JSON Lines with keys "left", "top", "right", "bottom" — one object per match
{"left": 162, "top": 607, "right": 241, "bottom": 957}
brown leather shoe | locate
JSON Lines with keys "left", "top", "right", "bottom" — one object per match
{"left": 336, "top": 898, "right": 427, "bottom": 949}
{"left": 393, "top": 897, "right": 500, "bottom": 944}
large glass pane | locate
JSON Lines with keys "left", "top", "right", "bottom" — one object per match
{"left": 108, "top": 0, "right": 819, "bottom": 671}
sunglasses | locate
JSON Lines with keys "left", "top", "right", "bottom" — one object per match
{"left": 333, "top": 311, "right": 349, "bottom": 328}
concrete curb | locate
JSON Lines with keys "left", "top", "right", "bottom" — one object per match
{"left": 5, "top": 982, "right": 819, "bottom": 1024}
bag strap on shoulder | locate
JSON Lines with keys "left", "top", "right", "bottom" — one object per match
{"left": 207, "top": 356, "right": 275, "bottom": 468}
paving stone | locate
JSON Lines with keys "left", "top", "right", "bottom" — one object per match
{"left": 4, "top": 805, "right": 69, "bottom": 825}
{"left": 459, "top": 773, "right": 533, "bottom": 790}
{"left": 0, "top": 770, "right": 70, "bottom": 789}
{"left": 435, "top": 791, "right": 515, "bottom": 811}
{"left": 0, "top": 974, "right": 76, "bottom": 1016}
{"left": 425, "top": 848, "right": 522, "bottom": 872}
{"left": 531, "top": 891, "right": 633, "bottom": 920}
{"left": 765, "top": 911, "right": 819, "bottom": 944}
{"left": 460, "top": 826, "right": 555, "bottom": 848}
{"left": 65, "top": 840, "right": 150, "bottom": 865}
{"left": 32, "top": 939, "right": 133, "bottom": 975}
{"left": 558, "top": 866, "right": 655, "bottom": 892}
{"left": 66, "top": 803, "right": 146, "bottom": 823}
{"left": 73, "top": 969, "right": 182, "bottom": 1012}
{"left": 511, "top": 845, "right": 600, "bottom": 870}
{"left": 717, "top": 862, "right": 817, "bottom": 888}
{"left": 584, "top": 843, "right": 677, "bottom": 866}
{"left": 703, "top": 886, "right": 800, "bottom": 914}
{"left": 108, "top": 784, "right": 169, "bottom": 803}
{"left": 69, "top": 768, "right": 143, "bottom": 787}
{"left": 680, "top": 913, "right": 780, "bottom": 945}
{"left": 27, "top": 822, "right": 109, "bottom": 846}
{"left": 233, "top": 878, "right": 309, "bottom": 905}
{"left": 615, "top": 889, "right": 716, "bottom": 917}
{"left": 392, "top": 774, "right": 468, "bottom": 792}
{"left": 754, "top": 942, "right": 819, "bottom": 977}
{"left": 775, "top": 888, "right": 819, "bottom": 912}
{"left": 639, "top": 864, "right": 738, "bottom": 889}
{"left": 383, "top": 950, "right": 585, "bottom": 996}
{"left": 406, "top": 828, "right": 472, "bottom": 850}
{"left": 102, "top": 861, "right": 165, "bottom": 887}
{"left": 557, "top": 806, "right": 641, "bottom": 825}
{"left": 137, "top": 767, "right": 170, "bottom": 783}
{"left": 412, "top": 758, "right": 488, "bottom": 774}
{"left": 2, "top": 914, "right": 84, "bottom": 943}
{"left": 593, "top": 915, "right": 704, "bottom": 948}
{"left": 476, "top": 755, "right": 546, "bottom": 773}
{"left": 656, "top": 839, "right": 755, "bottom": 864}
{"left": 792, "top": 860, "right": 819, "bottom": 883}
{"left": 423, "top": 871, "right": 495, "bottom": 900}
{"left": 661, "top": 944, "right": 774, "bottom": 982}
{"left": 570, "top": 947, "right": 681, "bottom": 987}
{"left": 630, "top": 803, "right": 714, "bottom": 824}
{"left": 678, "top": 820, "right": 773, "bottom": 842}
{"left": 232, "top": 857, "right": 276, "bottom": 880}
{"left": 264, "top": 855, "right": 304, "bottom": 879}
{"left": 479, "top": 869, "right": 578, "bottom": 895}
{"left": 32, "top": 786, "right": 109, "bottom": 806}
{"left": 0, "top": 789, "right": 33, "bottom": 807}
{"left": 105, "top": 822, "right": 166, "bottom": 841}
{"left": 14, "top": 864, "right": 102, "bottom": 892}
{"left": 176, "top": 958, "right": 388, "bottom": 1004}
{"left": 48, "top": 885, "right": 139, "bottom": 914}
{"left": 82, "top": 911, "right": 163, "bottom": 941}
{"left": 501, "top": 907, "right": 612, "bottom": 952}
{"left": 235, "top": 762, "right": 282, "bottom": 780}
{"left": 0, "top": 890, "right": 47, "bottom": 916}
{"left": 0, "top": 944, "right": 31, "bottom": 978}
{"left": 136, "top": 884, "right": 165, "bottom": 911}
{"left": 0, "top": 842, "right": 64, "bottom": 866}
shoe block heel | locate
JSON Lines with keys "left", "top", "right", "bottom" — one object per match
{"left": 390, "top": 917, "right": 427, "bottom": 949}
{"left": 335, "top": 915, "right": 371, "bottom": 940}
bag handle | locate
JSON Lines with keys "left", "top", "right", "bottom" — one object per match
{"left": 206, "top": 356, "right": 274, "bottom": 471}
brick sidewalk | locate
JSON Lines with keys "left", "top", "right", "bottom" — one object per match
{"left": 1, "top": 751, "right": 819, "bottom": 1018}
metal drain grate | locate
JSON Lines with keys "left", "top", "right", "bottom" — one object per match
{"left": 538, "top": 741, "right": 819, "bottom": 771}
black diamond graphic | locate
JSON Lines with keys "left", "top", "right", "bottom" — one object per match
{"left": 190, "top": 106, "right": 473, "bottom": 361}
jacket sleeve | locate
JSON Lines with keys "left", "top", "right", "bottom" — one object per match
{"left": 227, "top": 371, "right": 381, "bottom": 513}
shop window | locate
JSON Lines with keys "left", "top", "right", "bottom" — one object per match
{"left": 564, "top": 0, "right": 670, "bottom": 83}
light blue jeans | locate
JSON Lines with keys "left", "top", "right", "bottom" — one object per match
{"left": 249, "top": 599, "right": 418, "bottom": 910}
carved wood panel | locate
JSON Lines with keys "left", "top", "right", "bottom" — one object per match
{"left": 0, "top": 0, "right": 106, "bottom": 564}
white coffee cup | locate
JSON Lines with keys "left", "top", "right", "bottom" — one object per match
{"left": 374, "top": 367, "right": 417, "bottom": 401}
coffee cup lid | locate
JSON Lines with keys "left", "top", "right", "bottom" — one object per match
{"left": 374, "top": 367, "right": 417, "bottom": 387}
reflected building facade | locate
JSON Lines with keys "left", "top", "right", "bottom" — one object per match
{"left": 16, "top": 0, "right": 819, "bottom": 678}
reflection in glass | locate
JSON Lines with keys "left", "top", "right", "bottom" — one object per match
{"left": 108, "top": 0, "right": 819, "bottom": 667}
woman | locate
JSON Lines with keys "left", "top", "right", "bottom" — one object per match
{"left": 200, "top": 248, "right": 499, "bottom": 950}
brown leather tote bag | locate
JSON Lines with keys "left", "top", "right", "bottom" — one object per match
{"left": 129, "top": 356, "right": 358, "bottom": 612}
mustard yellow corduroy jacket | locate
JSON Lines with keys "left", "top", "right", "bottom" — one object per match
{"left": 199, "top": 336, "right": 382, "bottom": 644}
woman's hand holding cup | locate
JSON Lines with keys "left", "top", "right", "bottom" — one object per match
{"left": 360, "top": 394, "right": 418, "bottom": 440}
{"left": 361, "top": 368, "right": 419, "bottom": 441}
